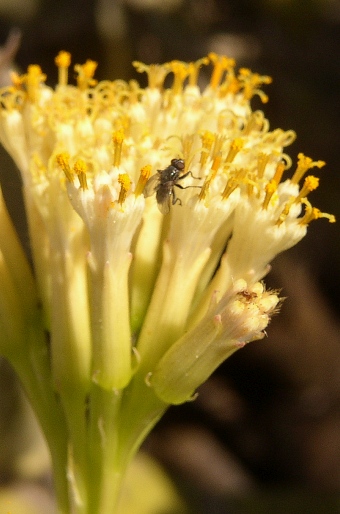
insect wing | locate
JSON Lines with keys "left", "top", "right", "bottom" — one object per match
{"left": 157, "top": 191, "right": 171, "bottom": 215}
{"left": 143, "top": 173, "right": 160, "bottom": 198}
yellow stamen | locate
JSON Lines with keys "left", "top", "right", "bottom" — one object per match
{"left": 257, "top": 152, "right": 270, "bottom": 179}
{"left": 295, "top": 175, "right": 319, "bottom": 202}
{"left": 187, "top": 57, "right": 209, "bottom": 86}
{"left": 276, "top": 198, "right": 294, "bottom": 226}
{"left": 238, "top": 68, "right": 272, "bottom": 103}
{"left": 169, "top": 61, "right": 189, "bottom": 95}
{"left": 56, "top": 152, "right": 74, "bottom": 182}
{"left": 112, "top": 129, "right": 124, "bottom": 167}
{"left": 225, "top": 138, "right": 244, "bottom": 163}
{"left": 272, "top": 161, "right": 286, "bottom": 184}
{"left": 118, "top": 173, "right": 131, "bottom": 205}
{"left": 75, "top": 60, "right": 98, "bottom": 90}
{"left": 73, "top": 159, "right": 88, "bottom": 189}
{"left": 23, "top": 65, "right": 47, "bottom": 102}
{"left": 132, "top": 61, "right": 170, "bottom": 89}
{"left": 55, "top": 51, "right": 71, "bottom": 86}
{"left": 135, "top": 165, "right": 151, "bottom": 197}
{"left": 222, "top": 168, "right": 245, "bottom": 200}
{"left": 210, "top": 155, "right": 222, "bottom": 180}
{"left": 208, "top": 53, "right": 235, "bottom": 90}
{"left": 291, "top": 153, "right": 325, "bottom": 184}
{"left": 200, "top": 131, "right": 215, "bottom": 167}
{"left": 10, "top": 71, "right": 23, "bottom": 90}
{"left": 263, "top": 179, "right": 277, "bottom": 210}
{"left": 299, "top": 199, "right": 336, "bottom": 225}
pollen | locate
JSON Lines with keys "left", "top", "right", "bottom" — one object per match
{"left": 73, "top": 159, "right": 88, "bottom": 189}
{"left": 118, "top": 173, "right": 131, "bottom": 205}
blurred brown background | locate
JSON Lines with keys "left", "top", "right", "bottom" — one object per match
{"left": 0, "top": 1, "right": 339, "bottom": 512}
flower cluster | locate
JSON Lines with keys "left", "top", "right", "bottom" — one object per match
{"left": 0, "top": 50, "right": 335, "bottom": 513}
{"left": 0, "top": 51, "right": 334, "bottom": 403}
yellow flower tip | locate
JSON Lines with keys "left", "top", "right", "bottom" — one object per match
{"left": 22, "top": 65, "right": 47, "bottom": 101}
{"left": 199, "top": 177, "right": 211, "bottom": 202}
{"left": 262, "top": 179, "right": 277, "bottom": 210}
{"left": 135, "top": 164, "right": 151, "bottom": 197}
{"left": 169, "top": 60, "right": 189, "bottom": 94}
{"left": 295, "top": 175, "right": 319, "bottom": 203}
{"left": 56, "top": 152, "right": 74, "bottom": 182}
{"left": 291, "top": 153, "right": 326, "bottom": 184}
{"left": 118, "top": 173, "right": 131, "bottom": 205}
{"left": 112, "top": 129, "right": 125, "bottom": 167}
{"left": 238, "top": 68, "right": 272, "bottom": 103}
{"left": 221, "top": 176, "right": 238, "bottom": 201}
{"left": 211, "top": 154, "right": 222, "bottom": 174}
{"left": 73, "top": 159, "right": 88, "bottom": 189}
{"left": 188, "top": 57, "right": 209, "bottom": 86}
{"left": 299, "top": 199, "right": 336, "bottom": 225}
{"left": 199, "top": 131, "right": 215, "bottom": 166}
{"left": 272, "top": 161, "right": 286, "bottom": 184}
{"left": 55, "top": 50, "right": 71, "bottom": 69}
{"left": 225, "top": 138, "right": 244, "bottom": 163}
{"left": 132, "top": 61, "right": 170, "bottom": 89}
{"left": 55, "top": 51, "right": 71, "bottom": 86}
{"left": 74, "top": 60, "right": 98, "bottom": 90}
{"left": 208, "top": 53, "right": 236, "bottom": 90}
{"left": 10, "top": 70, "right": 23, "bottom": 90}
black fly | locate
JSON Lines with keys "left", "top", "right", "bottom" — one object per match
{"left": 143, "top": 158, "right": 201, "bottom": 215}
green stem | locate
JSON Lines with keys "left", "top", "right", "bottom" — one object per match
{"left": 8, "top": 328, "right": 70, "bottom": 514}
{"left": 87, "top": 383, "right": 124, "bottom": 514}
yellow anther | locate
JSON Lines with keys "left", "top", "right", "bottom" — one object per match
{"left": 112, "top": 129, "right": 125, "bottom": 167}
{"left": 291, "top": 153, "right": 326, "bottom": 185}
{"left": 169, "top": 61, "right": 189, "bottom": 95}
{"left": 135, "top": 164, "right": 151, "bottom": 197}
{"left": 199, "top": 177, "right": 213, "bottom": 202}
{"left": 299, "top": 199, "right": 336, "bottom": 225}
{"left": 55, "top": 51, "right": 71, "bottom": 86}
{"left": 56, "top": 152, "right": 74, "bottom": 182}
{"left": 73, "top": 159, "right": 88, "bottom": 189}
{"left": 187, "top": 57, "right": 209, "bottom": 86}
{"left": 118, "top": 173, "right": 131, "bottom": 205}
{"left": 225, "top": 138, "right": 244, "bottom": 163}
{"left": 295, "top": 175, "right": 319, "bottom": 203}
{"left": 132, "top": 61, "right": 171, "bottom": 89}
{"left": 262, "top": 179, "right": 277, "bottom": 210}
{"left": 75, "top": 60, "right": 98, "bottom": 90}
{"left": 208, "top": 53, "right": 235, "bottom": 89}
